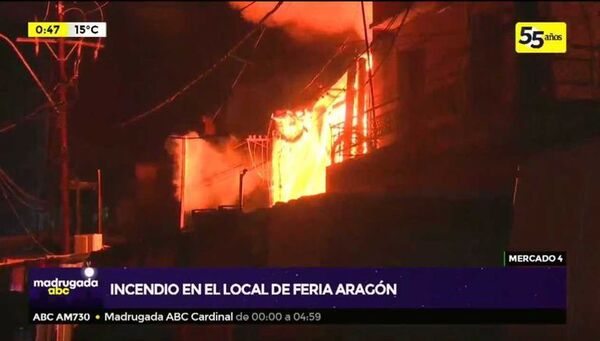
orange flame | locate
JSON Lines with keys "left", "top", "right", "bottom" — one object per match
{"left": 167, "top": 133, "right": 261, "bottom": 227}
{"left": 230, "top": 2, "right": 372, "bottom": 41}
{"left": 271, "top": 56, "right": 372, "bottom": 204}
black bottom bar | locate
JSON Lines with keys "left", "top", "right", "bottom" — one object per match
{"left": 29, "top": 309, "right": 565, "bottom": 325}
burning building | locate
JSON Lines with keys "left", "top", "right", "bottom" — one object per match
{"left": 172, "top": 1, "right": 600, "bottom": 250}
{"left": 170, "top": 54, "right": 375, "bottom": 219}
{"left": 171, "top": 3, "right": 379, "bottom": 219}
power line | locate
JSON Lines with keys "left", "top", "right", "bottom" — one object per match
{"left": 43, "top": 1, "right": 51, "bottom": 20}
{"left": 121, "top": 1, "right": 284, "bottom": 127}
{"left": 0, "top": 100, "right": 64, "bottom": 134}
{"left": 167, "top": 136, "right": 252, "bottom": 187}
{"left": 201, "top": 158, "right": 269, "bottom": 187}
{"left": 0, "top": 33, "right": 60, "bottom": 115}
{"left": 366, "top": 5, "right": 411, "bottom": 86}
{"left": 0, "top": 179, "right": 54, "bottom": 255}
{"left": 320, "top": 8, "right": 404, "bottom": 93}
{"left": 0, "top": 178, "right": 45, "bottom": 210}
{"left": 172, "top": 6, "right": 405, "bottom": 191}
{"left": 301, "top": 10, "right": 403, "bottom": 103}
{"left": 85, "top": 1, "right": 109, "bottom": 15}
{"left": 168, "top": 135, "right": 247, "bottom": 151}
{"left": 0, "top": 169, "right": 46, "bottom": 210}
{"left": 239, "top": 1, "right": 257, "bottom": 13}
{"left": 232, "top": 27, "right": 266, "bottom": 90}
{"left": 291, "top": 12, "right": 403, "bottom": 110}
{"left": 170, "top": 137, "right": 269, "bottom": 188}
{"left": 300, "top": 35, "right": 351, "bottom": 95}
{"left": 317, "top": 7, "right": 408, "bottom": 114}
{"left": 212, "top": 26, "right": 267, "bottom": 120}
{"left": 0, "top": 169, "right": 45, "bottom": 204}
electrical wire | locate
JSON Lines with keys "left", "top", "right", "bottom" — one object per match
{"left": 264, "top": 9, "right": 409, "bottom": 164}
{"left": 247, "top": 138, "right": 270, "bottom": 180}
{"left": 200, "top": 159, "right": 269, "bottom": 187}
{"left": 0, "top": 175, "right": 37, "bottom": 208}
{"left": 300, "top": 10, "right": 403, "bottom": 103}
{"left": 239, "top": 1, "right": 257, "bottom": 13}
{"left": 60, "top": 6, "right": 87, "bottom": 64}
{"left": 89, "top": 1, "right": 106, "bottom": 59}
{"left": 0, "top": 179, "right": 54, "bottom": 255}
{"left": 172, "top": 138, "right": 269, "bottom": 188}
{"left": 192, "top": 6, "right": 418, "bottom": 195}
{"left": 168, "top": 136, "right": 248, "bottom": 151}
{"left": 200, "top": 165, "right": 245, "bottom": 186}
{"left": 0, "top": 169, "right": 47, "bottom": 209}
{"left": 0, "top": 100, "right": 64, "bottom": 134}
{"left": 300, "top": 35, "right": 351, "bottom": 95}
{"left": 85, "top": 1, "right": 109, "bottom": 15}
{"left": 212, "top": 26, "right": 268, "bottom": 120}
{"left": 63, "top": 6, "right": 86, "bottom": 18}
{"left": 364, "top": 4, "right": 411, "bottom": 88}
{"left": 0, "top": 169, "right": 44, "bottom": 204}
{"left": 121, "top": 1, "right": 284, "bottom": 127}
{"left": 0, "top": 178, "right": 45, "bottom": 211}
{"left": 0, "top": 33, "right": 60, "bottom": 115}
{"left": 168, "top": 136, "right": 249, "bottom": 186}
{"left": 43, "top": 1, "right": 51, "bottom": 20}
{"left": 173, "top": 5, "right": 407, "bottom": 189}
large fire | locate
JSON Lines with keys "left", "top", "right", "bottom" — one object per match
{"left": 169, "top": 57, "right": 374, "bottom": 217}
{"left": 230, "top": 2, "right": 373, "bottom": 40}
{"left": 170, "top": 2, "right": 376, "bottom": 216}
{"left": 167, "top": 133, "right": 261, "bottom": 227}
{"left": 271, "top": 56, "right": 372, "bottom": 204}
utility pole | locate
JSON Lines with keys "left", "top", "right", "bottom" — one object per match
{"left": 57, "top": 1, "right": 71, "bottom": 253}
{"left": 15, "top": 1, "right": 106, "bottom": 254}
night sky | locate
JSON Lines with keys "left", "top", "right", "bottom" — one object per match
{"left": 0, "top": 2, "right": 352, "bottom": 235}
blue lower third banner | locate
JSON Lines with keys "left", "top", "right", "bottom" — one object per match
{"left": 28, "top": 268, "right": 566, "bottom": 324}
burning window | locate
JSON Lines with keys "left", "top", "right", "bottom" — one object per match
{"left": 270, "top": 56, "right": 373, "bottom": 205}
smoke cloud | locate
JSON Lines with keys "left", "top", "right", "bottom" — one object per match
{"left": 166, "top": 133, "right": 263, "bottom": 214}
{"left": 229, "top": 1, "right": 372, "bottom": 41}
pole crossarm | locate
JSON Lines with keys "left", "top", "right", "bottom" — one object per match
{"left": 16, "top": 37, "right": 105, "bottom": 49}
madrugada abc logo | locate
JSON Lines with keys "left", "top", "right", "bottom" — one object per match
{"left": 33, "top": 277, "right": 98, "bottom": 295}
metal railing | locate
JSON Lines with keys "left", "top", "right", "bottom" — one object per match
{"left": 329, "top": 110, "right": 396, "bottom": 164}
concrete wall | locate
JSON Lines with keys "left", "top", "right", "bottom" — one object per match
{"left": 331, "top": 2, "right": 519, "bottom": 198}
{"left": 371, "top": 2, "right": 517, "bottom": 154}
{"left": 255, "top": 193, "right": 511, "bottom": 340}
{"left": 508, "top": 137, "right": 600, "bottom": 340}
{"left": 327, "top": 143, "right": 519, "bottom": 198}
